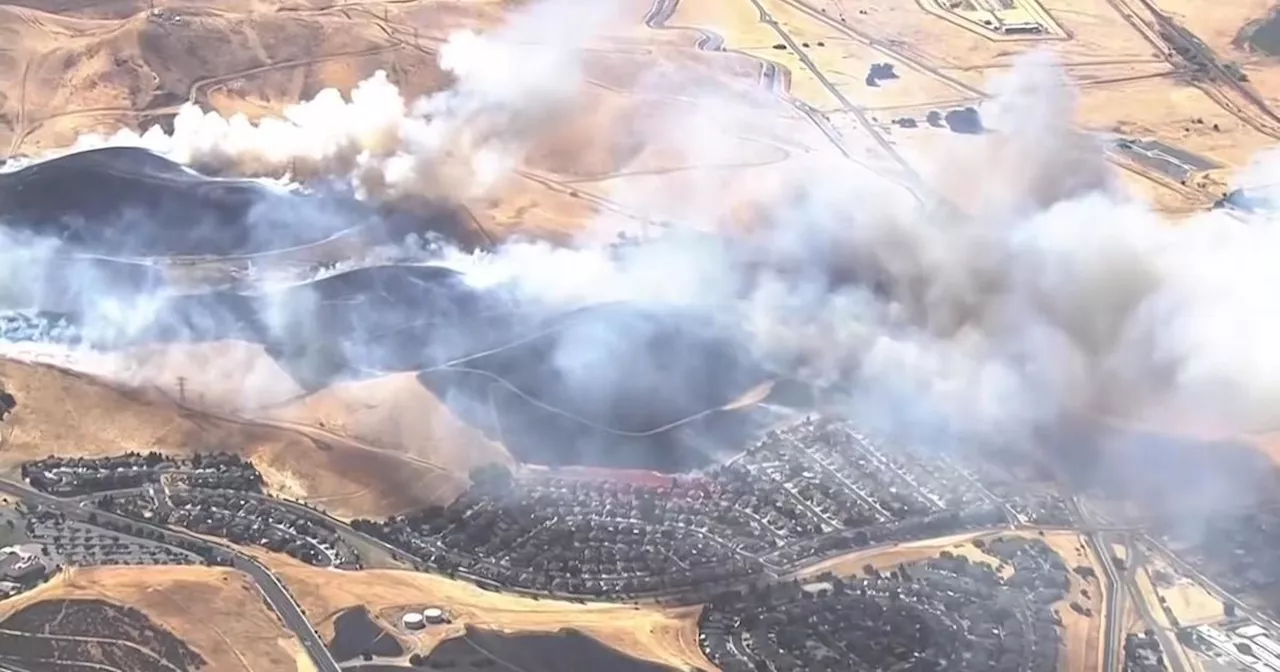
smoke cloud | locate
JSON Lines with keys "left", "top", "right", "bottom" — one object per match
{"left": 65, "top": 0, "right": 627, "bottom": 200}
{"left": 3, "top": 0, "right": 1280, "bottom": 524}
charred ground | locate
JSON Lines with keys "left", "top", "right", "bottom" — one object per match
{"left": 0, "top": 147, "right": 485, "bottom": 259}
{"left": 420, "top": 304, "right": 772, "bottom": 471}
{"left": 0, "top": 145, "right": 780, "bottom": 473}
{"left": 0, "top": 258, "right": 773, "bottom": 473}
{"left": 0, "top": 597, "right": 205, "bottom": 672}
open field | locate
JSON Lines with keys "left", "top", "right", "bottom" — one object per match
{"left": 1131, "top": 551, "right": 1208, "bottom": 670}
{"left": 0, "top": 357, "right": 466, "bottom": 518}
{"left": 0, "top": 0, "right": 1275, "bottom": 227}
{"left": 1041, "top": 532, "right": 1107, "bottom": 672}
{"left": 254, "top": 553, "right": 714, "bottom": 670}
{"left": 1145, "top": 553, "right": 1225, "bottom": 626}
{"left": 0, "top": 565, "right": 310, "bottom": 672}
{"left": 662, "top": 0, "right": 1280, "bottom": 211}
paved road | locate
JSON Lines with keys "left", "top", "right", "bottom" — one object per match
{"left": 0, "top": 477, "right": 342, "bottom": 672}
{"left": 1072, "top": 497, "right": 1121, "bottom": 672}
{"left": 229, "top": 555, "right": 339, "bottom": 672}
{"left": 1091, "top": 531, "right": 1124, "bottom": 672}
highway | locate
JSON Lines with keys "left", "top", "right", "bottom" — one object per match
{"left": 0, "top": 477, "right": 342, "bottom": 672}
{"left": 1090, "top": 530, "right": 1124, "bottom": 672}
{"left": 1072, "top": 496, "right": 1122, "bottom": 672}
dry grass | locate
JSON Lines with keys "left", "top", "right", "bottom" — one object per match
{"left": 1145, "top": 554, "right": 1225, "bottom": 626}
{"left": 0, "top": 357, "right": 465, "bottom": 518}
{"left": 1130, "top": 554, "right": 1205, "bottom": 671}
{"left": 0, "top": 0, "right": 479, "bottom": 153}
{"left": 258, "top": 371, "right": 512, "bottom": 475}
{"left": 0, "top": 565, "right": 312, "bottom": 672}
{"left": 668, "top": 0, "right": 1280, "bottom": 211}
{"left": 254, "top": 553, "right": 714, "bottom": 671}
{"left": 1038, "top": 532, "right": 1106, "bottom": 672}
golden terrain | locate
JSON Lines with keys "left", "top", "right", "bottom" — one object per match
{"left": 0, "top": 565, "right": 314, "bottom": 672}
{"left": 0, "top": 358, "right": 471, "bottom": 518}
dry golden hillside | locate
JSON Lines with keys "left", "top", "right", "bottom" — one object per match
{"left": 0, "top": 565, "right": 313, "bottom": 672}
{"left": 0, "top": 358, "right": 465, "bottom": 518}
{"left": 258, "top": 371, "right": 513, "bottom": 474}
{"left": 108, "top": 340, "right": 306, "bottom": 411}
{"left": 89, "top": 341, "right": 511, "bottom": 475}
{"left": 0, "top": 0, "right": 483, "bottom": 153}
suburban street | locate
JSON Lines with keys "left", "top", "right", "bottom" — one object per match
{"left": 0, "top": 476, "right": 341, "bottom": 672}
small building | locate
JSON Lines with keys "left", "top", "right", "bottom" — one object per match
{"left": 0, "top": 545, "right": 47, "bottom": 586}
{"left": 1238, "top": 625, "right": 1269, "bottom": 639}
{"left": 1000, "top": 22, "right": 1044, "bottom": 34}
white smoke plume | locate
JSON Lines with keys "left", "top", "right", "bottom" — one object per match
{"left": 67, "top": 0, "right": 626, "bottom": 200}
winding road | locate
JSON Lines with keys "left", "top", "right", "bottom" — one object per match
{"left": 0, "top": 477, "right": 342, "bottom": 672}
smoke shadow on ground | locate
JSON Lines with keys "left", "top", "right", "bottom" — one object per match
{"left": 417, "top": 304, "right": 773, "bottom": 472}
{"left": 1, "top": 260, "right": 775, "bottom": 473}
{"left": 0, "top": 264, "right": 520, "bottom": 378}
{"left": 400, "top": 626, "right": 680, "bottom": 672}
{"left": 1046, "top": 418, "right": 1280, "bottom": 524}
{"left": 254, "top": 265, "right": 527, "bottom": 388}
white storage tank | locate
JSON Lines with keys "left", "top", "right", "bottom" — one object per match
{"left": 402, "top": 612, "right": 426, "bottom": 630}
{"left": 422, "top": 607, "right": 446, "bottom": 624}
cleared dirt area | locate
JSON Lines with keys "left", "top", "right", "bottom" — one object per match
{"left": 1131, "top": 553, "right": 1207, "bottom": 670}
{"left": 0, "top": 565, "right": 311, "bottom": 672}
{"left": 0, "top": 358, "right": 465, "bottom": 518}
{"left": 790, "top": 529, "right": 997, "bottom": 578}
{"left": 1145, "top": 553, "right": 1225, "bottom": 626}
{"left": 256, "top": 553, "right": 714, "bottom": 671}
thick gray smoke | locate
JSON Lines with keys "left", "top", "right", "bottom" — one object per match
{"left": 2, "top": 0, "right": 1279, "bottom": 524}
{"left": 419, "top": 45, "right": 1280, "bottom": 456}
